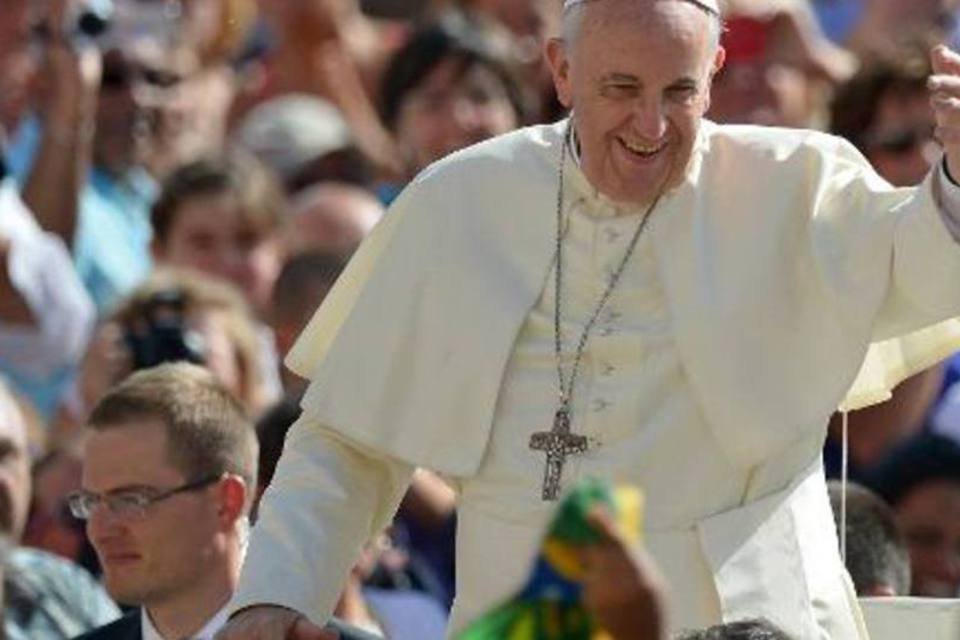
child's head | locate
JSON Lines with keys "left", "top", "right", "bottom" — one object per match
{"left": 151, "top": 150, "right": 288, "bottom": 316}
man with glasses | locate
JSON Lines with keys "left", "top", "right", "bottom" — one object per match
{"left": 73, "top": 362, "right": 259, "bottom": 640}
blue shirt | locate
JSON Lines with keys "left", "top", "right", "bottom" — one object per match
{"left": 811, "top": 0, "right": 863, "bottom": 44}
{"left": 74, "top": 166, "right": 156, "bottom": 313}
{"left": 7, "top": 115, "right": 156, "bottom": 315}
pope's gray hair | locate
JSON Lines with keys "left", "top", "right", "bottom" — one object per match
{"left": 561, "top": 0, "right": 723, "bottom": 51}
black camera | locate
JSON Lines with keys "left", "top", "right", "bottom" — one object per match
{"left": 123, "top": 289, "right": 207, "bottom": 371}
{"left": 33, "top": 0, "right": 113, "bottom": 44}
{"left": 73, "top": 0, "right": 113, "bottom": 40}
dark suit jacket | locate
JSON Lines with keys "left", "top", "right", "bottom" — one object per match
{"left": 72, "top": 610, "right": 140, "bottom": 640}
{"left": 71, "top": 609, "right": 383, "bottom": 640}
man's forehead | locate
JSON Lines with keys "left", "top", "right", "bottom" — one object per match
{"left": 83, "top": 422, "right": 184, "bottom": 488}
{"left": 564, "top": 0, "right": 720, "bottom": 15}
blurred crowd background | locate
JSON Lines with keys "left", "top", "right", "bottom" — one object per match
{"left": 3, "top": 0, "right": 960, "bottom": 637}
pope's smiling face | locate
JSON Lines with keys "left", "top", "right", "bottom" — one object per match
{"left": 547, "top": 0, "right": 724, "bottom": 205}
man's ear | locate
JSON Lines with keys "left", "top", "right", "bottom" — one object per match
{"left": 546, "top": 38, "right": 574, "bottom": 109}
{"left": 216, "top": 475, "right": 249, "bottom": 528}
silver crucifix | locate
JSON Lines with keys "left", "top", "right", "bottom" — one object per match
{"left": 529, "top": 407, "right": 589, "bottom": 501}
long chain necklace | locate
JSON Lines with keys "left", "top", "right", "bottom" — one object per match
{"left": 529, "top": 120, "right": 669, "bottom": 501}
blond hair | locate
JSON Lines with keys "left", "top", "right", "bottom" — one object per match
{"left": 88, "top": 362, "right": 258, "bottom": 495}
{"left": 111, "top": 268, "right": 266, "bottom": 413}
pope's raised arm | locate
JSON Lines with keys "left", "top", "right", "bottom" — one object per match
{"left": 929, "top": 45, "right": 960, "bottom": 182}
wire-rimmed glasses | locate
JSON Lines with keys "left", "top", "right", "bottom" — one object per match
{"left": 66, "top": 474, "right": 222, "bottom": 521}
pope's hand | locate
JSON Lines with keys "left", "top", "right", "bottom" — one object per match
{"left": 214, "top": 606, "right": 336, "bottom": 640}
{"left": 929, "top": 45, "right": 960, "bottom": 181}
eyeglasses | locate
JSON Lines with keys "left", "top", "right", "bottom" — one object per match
{"left": 66, "top": 475, "right": 222, "bottom": 521}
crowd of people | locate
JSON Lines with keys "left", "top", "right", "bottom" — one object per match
{"left": 3, "top": 0, "right": 960, "bottom": 638}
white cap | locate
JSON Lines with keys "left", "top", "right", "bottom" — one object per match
{"left": 235, "top": 94, "right": 354, "bottom": 180}
{"left": 563, "top": 0, "right": 721, "bottom": 15}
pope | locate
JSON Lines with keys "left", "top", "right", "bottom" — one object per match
{"left": 218, "top": 0, "right": 960, "bottom": 638}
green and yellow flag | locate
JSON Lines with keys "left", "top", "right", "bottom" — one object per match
{"left": 455, "top": 478, "right": 644, "bottom": 640}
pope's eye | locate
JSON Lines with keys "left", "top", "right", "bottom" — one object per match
{"left": 666, "top": 85, "right": 698, "bottom": 101}
{"left": 601, "top": 84, "right": 640, "bottom": 99}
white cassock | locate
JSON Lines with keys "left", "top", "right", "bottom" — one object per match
{"left": 230, "top": 119, "right": 960, "bottom": 638}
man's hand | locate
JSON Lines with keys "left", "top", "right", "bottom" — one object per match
{"left": 214, "top": 605, "right": 337, "bottom": 640}
{"left": 930, "top": 45, "right": 960, "bottom": 181}
{"left": 580, "top": 509, "right": 668, "bottom": 640}
{"left": 22, "top": 0, "right": 102, "bottom": 245}
{"left": 35, "top": 0, "right": 102, "bottom": 122}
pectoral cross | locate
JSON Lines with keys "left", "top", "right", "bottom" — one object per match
{"left": 529, "top": 408, "right": 589, "bottom": 501}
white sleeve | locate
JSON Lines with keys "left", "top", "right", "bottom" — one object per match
{"left": 228, "top": 413, "right": 414, "bottom": 625}
{"left": 0, "top": 183, "right": 94, "bottom": 379}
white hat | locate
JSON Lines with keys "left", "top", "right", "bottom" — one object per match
{"left": 235, "top": 94, "right": 354, "bottom": 181}
{"left": 563, "top": 0, "right": 721, "bottom": 15}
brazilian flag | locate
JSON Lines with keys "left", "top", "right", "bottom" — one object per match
{"left": 455, "top": 478, "right": 644, "bottom": 640}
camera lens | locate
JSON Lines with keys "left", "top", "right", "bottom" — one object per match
{"left": 77, "top": 10, "right": 110, "bottom": 38}
{"left": 74, "top": 0, "right": 113, "bottom": 39}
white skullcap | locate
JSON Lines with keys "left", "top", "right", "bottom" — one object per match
{"left": 563, "top": 0, "right": 721, "bottom": 15}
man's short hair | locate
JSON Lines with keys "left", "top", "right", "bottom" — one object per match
{"left": 254, "top": 394, "right": 302, "bottom": 493}
{"left": 87, "top": 363, "right": 258, "bottom": 498}
{"left": 863, "top": 432, "right": 960, "bottom": 507}
{"left": 827, "top": 480, "right": 911, "bottom": 596}
{"left": 677, "top": 618, "right": 793, "bottom": 639}
{"left": 151, "top": 149, "right": 287, "bottom": 245}
{"left": 379, "top": 19, "right": 528, "bottom": 131}
{"left": 272, "top": 251, "right": 349, "bottom": 327}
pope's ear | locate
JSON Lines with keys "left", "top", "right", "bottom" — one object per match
{"left": 712, "top": 45, "right": 726, "bottom": 75}
{"left": 702, "top": 46, "right": 726, "bottom": 113}
{"left": 546, "top": 38, "right": 574, "bottom": 109}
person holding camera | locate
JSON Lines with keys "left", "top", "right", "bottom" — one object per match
{"left": 16, "top": 0, "right": 104, "bottom": 251}
{"left": 7, "top": 0, "right": 234, "bottom": 315}
{"left": 0, "top": 0, "right": 97, "bottom": 419}
{"left": 70, "top": 268, "right": 268, "bottom": 434}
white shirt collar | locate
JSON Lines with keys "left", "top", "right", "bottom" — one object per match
{"left": 141, "top": 605, "right": 230, "bottom": 640}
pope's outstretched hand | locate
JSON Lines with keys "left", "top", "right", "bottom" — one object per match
{"left": 214, "top": 606, "right": 336, "bottom": 640}
{"left": 930, "top": 45, "right": 960, "bottom": 180}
